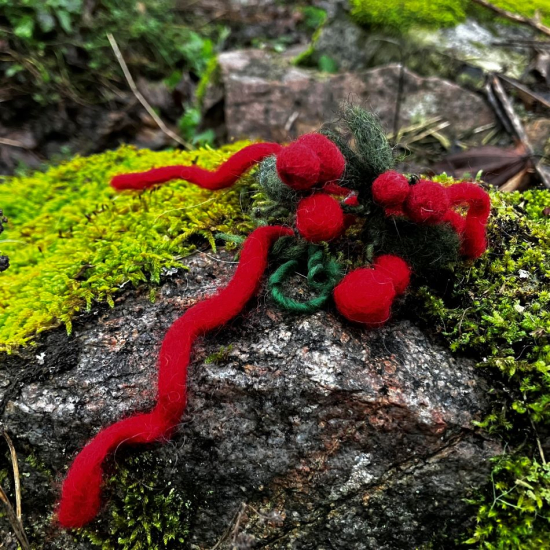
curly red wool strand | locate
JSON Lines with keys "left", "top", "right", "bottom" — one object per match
{"left": 110, "top": 142, "right": 282, "bottom": 191}
{"left": 57, "top": 225, "right": 293, "bottom": 529}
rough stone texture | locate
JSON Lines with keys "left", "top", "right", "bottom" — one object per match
{"left": 0, "top": 250, "right": 500, "bottom": 549}
{"left": 218, "top": 49, "right": 495, "bottom": 143}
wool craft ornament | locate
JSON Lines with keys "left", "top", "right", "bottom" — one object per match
{"left": 57, "top": 106, "right": 491, "bottom": 529}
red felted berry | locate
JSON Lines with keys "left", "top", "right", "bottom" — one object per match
{"left": 373, "top": 255, "right": 411, "bottom": 295}
{"left": 276, "top": 143, "right": 321, "bottom": 190}
{"left": 297, "top": 133, "right": 346, "bottom": 183}
{"left": 403, "top": 180, "right": 450, "bottom": 225}
{"left": 333, "top": 268, "right": 396, "bottom": 326}
{"left": 296, "top": 193, "right": 345, "bottom": 243}
{"left": 372, "top": 171, "right": 410, "bottom": 209}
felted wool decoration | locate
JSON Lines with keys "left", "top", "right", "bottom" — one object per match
{"left": 296, "top": 133, "right": 346, "bottom": 183}
{"left": 373, "top": 255, "right": 411, "bottom": 295}
{"left": 372, "top": 171, "right": 410, "bottom": 209}
{"left": 296, "top": 193, "right": 345, "bottom": 243}
{"left": 446, "top": 182, "right": 491, "bottom": 259}
{"left": 333, "top": 267, "right": 396, "bottom": 326}
{"left": 403, "top": 180, "right": 450, "bottom": 225}
{"left": 111, "top": 142, "right": 282, "bottom": 191}
{"left": 276, "top": 143, "right": 321, "bottom": 191}
{"left": 57, "top": 225, "right": 293, "bottom": 529}
{"left": 55, "top": 106, "right": 493, "bottom": 531}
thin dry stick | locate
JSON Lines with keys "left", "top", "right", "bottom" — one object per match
{"left": 0, "top": 137, "right": 28, "bottom": 149}
{"left": 472, "top": 0, "right": 550, "bottom": 38}
{"left": 490, "top": 75, "right": 550, "bottom": 189}
{"left": 107, "top": 33, "right": 191, "bottom": 149}
{"left": 0, "top": 430, "right": 30, "bottom": 549}
{"left": 2, "top": 431, "right": 22, "bottom": 521}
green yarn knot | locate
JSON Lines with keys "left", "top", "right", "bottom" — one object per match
{"left": 269, "top": 245, "right": 342, "bottom": 313}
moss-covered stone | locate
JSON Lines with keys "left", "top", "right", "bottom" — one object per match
{"left": 350, "top": 0, "right": 550, "bottom": 31}
{"left": 417, "top": 186, "right": 550, "bottom": 547}
{"left": 0, "top": 143, "right": 254, "bottom": 352}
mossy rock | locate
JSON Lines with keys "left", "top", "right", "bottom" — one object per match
{"left": 2, "top": 143, "right": 550, "bottom": 547}
{"left": 418, "top": 184, "right": 550, "bottom": 547}
{"left": 350, "top": 0, "right": 550, "bottom": 31}
{"left": 0, "top": 142, "right": 254, "bottom": 352}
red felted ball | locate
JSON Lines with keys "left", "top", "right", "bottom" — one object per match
{"left": 297, "top": 133, "right": 346, "bottom": 183}
{"left": 372, "top": 171, "right": 410, "bottom": 209}
{"left": 296, "top": 193, "right": 345, "bottom": 243}
{"left": 403, "top": 180, "right": 450, "bottom": 225}
{"left": 373, "top": 255, "right": 411, "bottom": 295}
{"left": 333, "top": 268, "right": 396, "bottom": 326}
{"left": 276, "top": 143, "right": 321, "bottom": 190}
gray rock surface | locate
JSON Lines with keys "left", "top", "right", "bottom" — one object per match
{"left": 0, "top": 250, "right": 500, "bottom": 548}
{"left": 217, "top": 49, "right": 495, "bottom": 143}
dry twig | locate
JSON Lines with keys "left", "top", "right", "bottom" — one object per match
{"left": 472, "top": 0, "right": 550, "bottom": 38}
{"left": 488, "top": 75, "right": 550, "bottom": 189}
{"left": 0, "top": 429, "right": 30, "bottom": 549}
{"left": 107, "top": 33, "right": 191, "bottom": 149}
{"left": 0, "top": 138, "right": 28, "bottom": 149}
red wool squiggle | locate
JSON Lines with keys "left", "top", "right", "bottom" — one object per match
{"left": 446, "top": 182, "right": 491, "bottom": 259}
{"left": 57, "top": 224, "right": 293, "bottom": 529}
{"left": 110, "top": 142, "right": 282, "bottom": 191}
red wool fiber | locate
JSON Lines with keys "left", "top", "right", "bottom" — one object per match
{"left": 323, "top": 181, "right": 352, "bottom": 197}
{"left": 373, "top": 255, "right": 411, "bottom": 295}
{"left": 372, "top": 171, "right": 410, "bottom": 209}
{"left": 446, "top": 182, "right": 491, "bottom": 259}
{"left": 296, "top": 193, "right": 345, "bottom": 243}
{"left": 56, "top": 225, "right": 293, "bottom": 529}
{"left": 333, "top": 268, "right": 396, "bottom": 326}
{"left": 442, "top": 209, "right": 466, "bottom": 235}
{"left": 296, "top": 133, "right": 346, "bottom": 183}
{"left": 276, "top": 143, "right": 321, "bottom": 190}
{"left": 403, "top": 180, "right": 450, "bottom": 225}
{"left": 110, "top": 142, "right": 282, "bottom": 191}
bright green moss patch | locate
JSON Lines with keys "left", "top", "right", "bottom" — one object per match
{"left": 418, "top": 187, "right": 550, "bottom": 546}
{"left": 0, "top": 142, "right": 254, "bottom": 352}
{"left": 350, "top": 0, "right": 550, "bottom": 31}
{"left": 350, "top": 0, "right": 468, "bottom": 31}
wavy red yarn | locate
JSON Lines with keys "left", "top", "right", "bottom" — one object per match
{"left": 110, "top": 142, "right": 282, "bottom": 191}
{"left": 446, "top": 182, "right": 491, "bottom": 259}
{"left": 296, "top": 193, "right": 345, "bottom": 243}
{"left": 57, "top": 225, "right": 293, "bottom": 529}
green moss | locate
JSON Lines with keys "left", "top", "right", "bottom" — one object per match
{"left": 465, "top": 456, "right": 550, "bottom": 548}
{"left": 78, "top": 452, "right": 194, "bottom": 549}
{"left": 0, "top": 0, "right": 219, "bottom": 105}
{"left": 417, "top": 187, "right": 550, "bottom": 546}
{"left": 350, "top": 0, "right": 550, "bottom": 31}
{"left": 0, "top": 142, "right": 254, "bottom": 352}
{"left": 350, "top": 0, "right": 468, "bottom": 31}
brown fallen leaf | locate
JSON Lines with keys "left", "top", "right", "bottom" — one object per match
{"left": 432, "top": 144, "right": 531, "bottom": 186}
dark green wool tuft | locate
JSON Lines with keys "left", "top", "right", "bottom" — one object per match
{"left": 322, "top": 104, "right": 394, "bottom": 190}
{"left": 258, "top": 155, "right": 299, "bottom": 205}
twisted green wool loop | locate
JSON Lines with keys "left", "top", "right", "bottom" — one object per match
{"left": 269, "top": 245, "right": 342, "bottom": 313}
